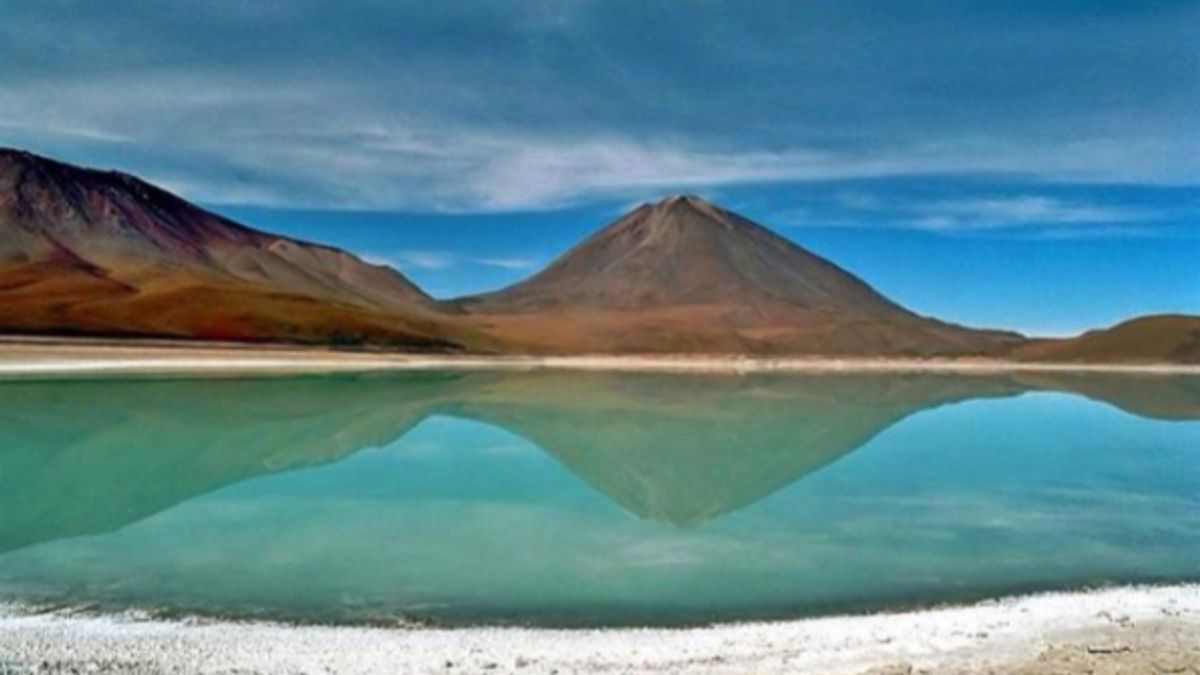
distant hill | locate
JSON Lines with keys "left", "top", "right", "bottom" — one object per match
{"left": 455, "top": 195, "right": 1023, "bottom": 355}
{"left": 1013, "top": 315, "right": 1200, "bottom": 364}
{"left": 0, "top": 149, "right": 486, "bottom": 350}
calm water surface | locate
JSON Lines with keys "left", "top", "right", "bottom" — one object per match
{"left": 0, "top": 370, "right": 1197, "bottom": 626}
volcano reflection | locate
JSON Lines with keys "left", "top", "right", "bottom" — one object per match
{"left": 2, "top": 369, "right": 1197, "bottom": 554}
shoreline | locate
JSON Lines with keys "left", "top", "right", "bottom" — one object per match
{"left": 0, "top": 584, "right": 1197, "bottom": 674}
{"left": 1, "top": 340, "right": 1198, "bottom": 377}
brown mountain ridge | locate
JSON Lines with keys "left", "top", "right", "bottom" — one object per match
{"left": 1014, "top": 314, "right": 1200, "bottom": 364}
{"left": 2, "top": 149, "right": 1195, "bottom": 362}
{"left": 0, "top": 148, "right": 489, "bottom": 350}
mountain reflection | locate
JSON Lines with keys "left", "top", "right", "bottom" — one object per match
{"left": 1, "top": 370, "right": 1197, "bottom": 553}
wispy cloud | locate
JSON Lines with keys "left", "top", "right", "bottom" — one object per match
{"left": 2, "top": 70, "right": 1195, "bottom": 213}
{"left": 1, "top": 3, "right": 1195, "bottom": 213}
{"left": 768, "top": 191, "right": 1185, "bottom": 238}
{"left": 1013, "top": 225, "right": 1163, "bottom": 241}
{"left": 0, "top": 121, "right": 131, "bottom": 143}
{"left": 374, "top": 248, "right": 453, "bottom": 269}
{"left": 905, "top": 196, "right": 1158, "bottom": 231}
{"left": 474, "top": 256, "right": 540, "bottom": 270}
{"left": 366, "top": 250, "right": 541, "bottom": 273}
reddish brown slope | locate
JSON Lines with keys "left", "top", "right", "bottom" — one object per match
{"left": 0, "top": 149, "right": 485, "bottom": 349}
{"left": 1014, "top": 315, "right": 1200, "bottom": 364}
{"left": 455, "top": 196, "right": 1023, "bottom": 355}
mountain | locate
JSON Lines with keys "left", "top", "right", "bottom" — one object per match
{"left": 0, "top": 148, "right": 487, "bottom": 349}
{"left": 1013, "top": 314, "right": 1200, "bottom": 364}
{"left": 3, "top": 149, "right": 1191, "bottom": 361}
{"left": 456, "top": 195, "right": 1024, "bottom": 355}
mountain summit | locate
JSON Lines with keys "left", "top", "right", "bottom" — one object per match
{"left": 465, "top": 195, "right": 905, "bottom": 315}
{"left": 458, "top": 195, "right": 1022, "bottom": 355}
{"left": 0, "top": 149, "right": 481, "bottom": 348}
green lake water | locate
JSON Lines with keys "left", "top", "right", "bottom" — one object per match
{"left": 0, "top": 370, "right": 1197, "bottom": 626}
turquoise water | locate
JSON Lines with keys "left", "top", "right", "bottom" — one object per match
{"left": 0, "top": 370, "right": 1197, "bottom": 626}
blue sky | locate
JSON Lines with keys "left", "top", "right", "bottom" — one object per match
{"left": 2, "top": 1, "right": 1197, "bottom": 335}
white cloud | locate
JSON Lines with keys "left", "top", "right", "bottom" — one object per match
{"left": 907, "top": 196, "right": 1154, "bottom": 231}
{"left": 2, "top": 74, "right": 1196, "bottom": 214}
{"left": 769, "top": 192, "right": 1180, "bottom": 236}
{"left": 474, "top": 256, "right": 540, "bottom": 270}
{"left": 365, "top": 250, "right": 542, "bottom": 273}
{"left": 390, "top": 250, "right": 457, "bottom": 271}
{"left": 3, "top": 1, "right": 1196, "bottom": 219}
{"left": 0, "top": 121, "right": 131, "bottom": 143}
{"left": 364, "top": 250, "right": 455, "bottom": 271}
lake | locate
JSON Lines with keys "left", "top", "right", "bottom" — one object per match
{"left": 0, "top": 370, "right": 1197, "bottom": 626}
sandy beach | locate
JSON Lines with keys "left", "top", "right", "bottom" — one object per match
{"left": 1, "top": 338, "right": 1198, "bottom": 377}
{"left": 0, "top": 585, "right": 1196, "bottom": 674}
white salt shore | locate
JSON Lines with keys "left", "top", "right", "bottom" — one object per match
{"left": 1, "top": 340, "right": 1198, "bottom": 376}
{"left": 1, "top": 585, "right": 1198, "bottom": 674}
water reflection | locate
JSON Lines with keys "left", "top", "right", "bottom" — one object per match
{"left": 1, "top": 370, "right": 1196, "bottom": 552}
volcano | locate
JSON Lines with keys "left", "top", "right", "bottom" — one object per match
{"left": 456, "top": 195, "right": 1023, "bottom": 355}
{"left": 0, "top": 149, "right": 485, "bottom": 349}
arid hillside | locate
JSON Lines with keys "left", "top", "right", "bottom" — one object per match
{"left": 1013, "top": 315, "right": 1200, "bottom": 364}
{"left": 0, "top": 149, "right": 487, "bottom": 350}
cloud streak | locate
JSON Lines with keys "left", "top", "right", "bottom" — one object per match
{"left": 0, "top": 2, "right": 1196, "bottom": 214}
{"left": 766, "top": 189, "right": 1196, "bottom": 239}
{"left": 905, "top": 196, "right": 1161, "bottom": 231}
{"left": 367, "top": 250, "right": 541, "bottom": 274}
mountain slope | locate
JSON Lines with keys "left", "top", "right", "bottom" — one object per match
{"left": 0, "top": 149, "right": 482, "bottom": 349}
{"left": 457, "top": 195, "right": 1023, "bottom": 355}
{"left": 1013, "top": 314, "right": 1200, "bottom": 364}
